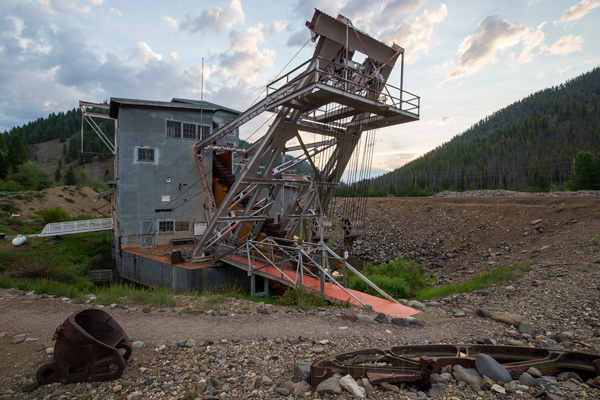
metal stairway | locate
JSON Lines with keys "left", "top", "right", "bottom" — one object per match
{"left": 37, "top": 218, "right": 113, "bottom": 237}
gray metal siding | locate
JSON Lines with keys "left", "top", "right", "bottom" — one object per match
{"left": 115, "top": 106, "right": 216, "bottom": 247}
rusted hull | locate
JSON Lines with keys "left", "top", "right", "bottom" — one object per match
{"left": 310, "top": 344, "right": 600, "bottom": 387}
{"left": 37, "top": 309, "right": 132, "bottom": 385}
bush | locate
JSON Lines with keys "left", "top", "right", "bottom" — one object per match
{"left": 37, "top": 207, "right": 70, "bottom": 224}
{"left": 277, "top": 286, "right": 328, "bottom": 310}
{"left": 347, "top": 256, "right": 434, "bottom": 299}
{"left": 6, "top": 162, "right": 52, "bottom": 191}
{"left": 348, "top": 274, "right": 410, "bottom": 299}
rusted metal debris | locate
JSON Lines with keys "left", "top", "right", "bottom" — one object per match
{"left": 36, "top": 309, "right": 132, "bottom": 385}
{"left": 310, "top": 344, "right": 600, "bottom": 387}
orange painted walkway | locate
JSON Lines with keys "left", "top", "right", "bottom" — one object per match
{"left": 222, "top": 255, "right": 419, "bottom": 318}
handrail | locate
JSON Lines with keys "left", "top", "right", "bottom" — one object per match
{"left": 222, "top": 239, "right": 396, "bottom": 307}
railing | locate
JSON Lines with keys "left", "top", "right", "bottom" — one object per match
{"left": 220, "top": 238, "right": 399, "bottom": 306}
{"left": 266, "top": 56, "right": 420, "bottom": 117}
{"left": 38, "top": 218, "right": 113, "bottom": 237}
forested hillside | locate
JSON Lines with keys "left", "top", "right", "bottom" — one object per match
{"left": 0, "top": 105, "right": 113, "bottom": 191}
{"left": 369, "top": 67, "right": 600, "bottom": 195}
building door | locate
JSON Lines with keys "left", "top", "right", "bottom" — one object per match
{"left": 140, "top": 220, "right": 155, "bottom": 248}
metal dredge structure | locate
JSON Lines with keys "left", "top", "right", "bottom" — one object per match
{"left": 77, "top": 10, "right": 420, "bottom": 310}
{"left": 194, "top": 10, "right": 419, "bottom": 252}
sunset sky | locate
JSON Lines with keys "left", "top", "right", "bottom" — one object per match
{"left": 1, "top": 0, "right": 599, "bottom": 176}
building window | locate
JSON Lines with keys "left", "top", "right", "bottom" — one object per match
{"left": 201, "top": 125, "right": 211, "bottom": 140}
{"left": 158, "top": 220, "right": 174, "bottom": 233}
{"left": 137, "top": 147, "right": 155, "bottom": 162}
{"left": 182, "top": 123, "right": 196, "bottom": 139}
{"left": 175, "top": 221, "right": 190, "bottom": 231}
{"left": 167, "top": 120, "right": 210, "bottom": 140}
{"left": 166, "top": 121, "right": 181, "bottom": 138}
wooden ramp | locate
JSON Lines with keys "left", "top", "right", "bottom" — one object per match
{"left": 222, "top": 254, "right": 419, "bottom": 319}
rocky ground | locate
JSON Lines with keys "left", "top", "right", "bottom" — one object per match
{"left": 1, "top": 191, "right": 600, "bottom": 399}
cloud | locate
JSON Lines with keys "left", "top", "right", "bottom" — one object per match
{"left": 380, "top": 4, "right": 447, "bottom": 63}
{"left": 130, "top": 42, "right": 163, "bottom": 66}
{"left": 217, "top": 23, "right": 276, "bottom": 84}
{"left": 547, "top": 34, "right": 584, "bottom": 56}
{"left": 0, "top": 2, "right": 210, "bottom": 131}
{"left": 286, "top": 29, "right": 309, "bottom": 47}
{"left": 446, "top": 16, "right": 534, "bottom": 81}
{"left": 180, "top": 0, "right": 245, "bottom": 34}
{"left": 516, "top": 22, "right": 545, "bottom": 63}
{"left": 557, "top": 65, "right": 572, "bottom": 76}
{"left": 161, "top": 15, "right": 177, "bottom": 27}
{"left": 38, "top": 0, "right": 91, "bottom": 15}
{"left": 555, "top": 0, "right": 600, "bottom": 24}
{"left": 292, "top": 0, "right": 342, "bottom": 20}
{"left": 110, "top": 8, "right": 122, "bottom": 17}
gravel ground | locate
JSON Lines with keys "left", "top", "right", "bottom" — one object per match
{"left": 1, "top": 192, "right": 600, "bottom": 399}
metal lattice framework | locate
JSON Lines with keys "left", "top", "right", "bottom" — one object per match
{"left": 192, "top": 10, "right": 420, "bottom": 260}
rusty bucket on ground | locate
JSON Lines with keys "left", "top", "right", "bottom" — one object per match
{"left": 36, "top": 309, "right": 132, "bottom": 385}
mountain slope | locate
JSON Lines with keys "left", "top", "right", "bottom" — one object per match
{"left": 371, "top": 67, "right": 600, "bottom": 194}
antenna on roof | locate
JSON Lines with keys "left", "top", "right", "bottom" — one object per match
{"left": 201, "top": 57, "right": 204, "bottom": 102}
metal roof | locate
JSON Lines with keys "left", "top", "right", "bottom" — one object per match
{"left": 109, "top": 97, "right": 240, "bottom": 119}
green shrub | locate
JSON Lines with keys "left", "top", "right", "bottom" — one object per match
{"left": 416, "top": 263, "right": 533, "bottom": 300}
{"left": 348, "top": 274, "right": 410, "bottom": 299}
{"left": 346, "top": 256, "right": 434, "bottom": 300}
{"left": 0, "top": 202, "right": 20, "bottom": 213}
{"left": 37, "top": 207, "right": 70, "bottom": 224}
{"left": 592, "top": 235, "right": 599, "bottom": 246}
{"left": 277, "top": 286, "right": 328, "bottom": 310}
{"left": 362, "top": 256, "right": 435, "bottom": 294}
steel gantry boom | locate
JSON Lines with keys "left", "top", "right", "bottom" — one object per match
{"left": 192, "top": 9, "right": 420, "bottom": 261}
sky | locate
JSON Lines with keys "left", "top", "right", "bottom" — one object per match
{"left": 1, "top": 0, "right": 599, "bottom": 176}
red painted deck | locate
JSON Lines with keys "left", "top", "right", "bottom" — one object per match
{"left": 222, "top": 254, "right": 419, "bottom": 318}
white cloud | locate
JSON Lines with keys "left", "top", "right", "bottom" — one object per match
{"left": 161, "top": 15, "right": 177, "bottom": 27}
{"left": 516, "top": 22, "right": 545, "bottom": 64}
{"left": 180, "top": 0, "right": 245, "bottom": 34}
{"left": 446, "top": 16, "right": 534, "bottom": 81}
{"left": 110, "top": 8, "right": 122, "bottom": 17}
{"left": 557, "top": 65, "right": 572, "bottom": 76}
{"left": 547, "top": 35, "right": 584, "bottom": 56}
{"left": 90, "top": 0, "right": 103, "bottom": 5}
{"left": 39, "top": 0, "right": 91, "bottom": 15}
{"left": 380, "top": 4, "right": 448, "bottom": 64}
{"left": 129, "top": 42, "right": 162, "bottom": 66}
{"left": 217, "top": 23, "right": 276, "bottom": 84}
{"left": 293, "top": 0, "right": 342, "bottom": 21}
{"left": 555, "top": 0, "right": 600, "bottom": 24}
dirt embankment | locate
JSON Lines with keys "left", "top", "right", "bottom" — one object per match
{"left": 0, "top": 186, "right": 110, "bottom": 220}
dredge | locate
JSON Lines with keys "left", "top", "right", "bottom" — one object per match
{"left": 64, "top": 9, "right": 420, "bottom": 314}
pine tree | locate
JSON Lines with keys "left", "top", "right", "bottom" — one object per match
{"left": 54, "top": 166, "right": 61, "bottom": 183}
{"left": 7, "top": 135, "right": 28, "bottom": 170}
{"left": 64, "top": 166, "right": 76, "bottom": 185}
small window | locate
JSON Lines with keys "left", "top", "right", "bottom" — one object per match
{"left": 183, "top": 123, "right": 196, "bottom": 139}
{"left": 175, "top": 221, "right": 189, "bottom": 231}
{"left": 137, "top": 148, "right": 155, "bottom": 162}
{"left": 158, "top": 220, "right": 174, "bottom": 233}
{"left": 166, "top": 121, "right": 181, "bottom": 138}
{"left": 201, "top": 125, "right": 211, "bottom": 140}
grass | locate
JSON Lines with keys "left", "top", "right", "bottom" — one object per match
{"left": 592, "top": 235, "right": 599, "bottom": 246}
{"left": 415, "top": 263, "right": 534, "bottom": 301}
{"left": 276, "top": 286, "right": 328, "bottom": 310}
{"left": 347, "top": 256, "right": 435, "bottom": 299}
{"left": 95, "top": 284, "right": 175, "bottom": 308}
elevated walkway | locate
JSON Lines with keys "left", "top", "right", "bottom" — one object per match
{"left": 37, "top": 218, "right": 112, "bottom": 237}
{"left": 222, "top": 253, "right": 419, "bottom": 319}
